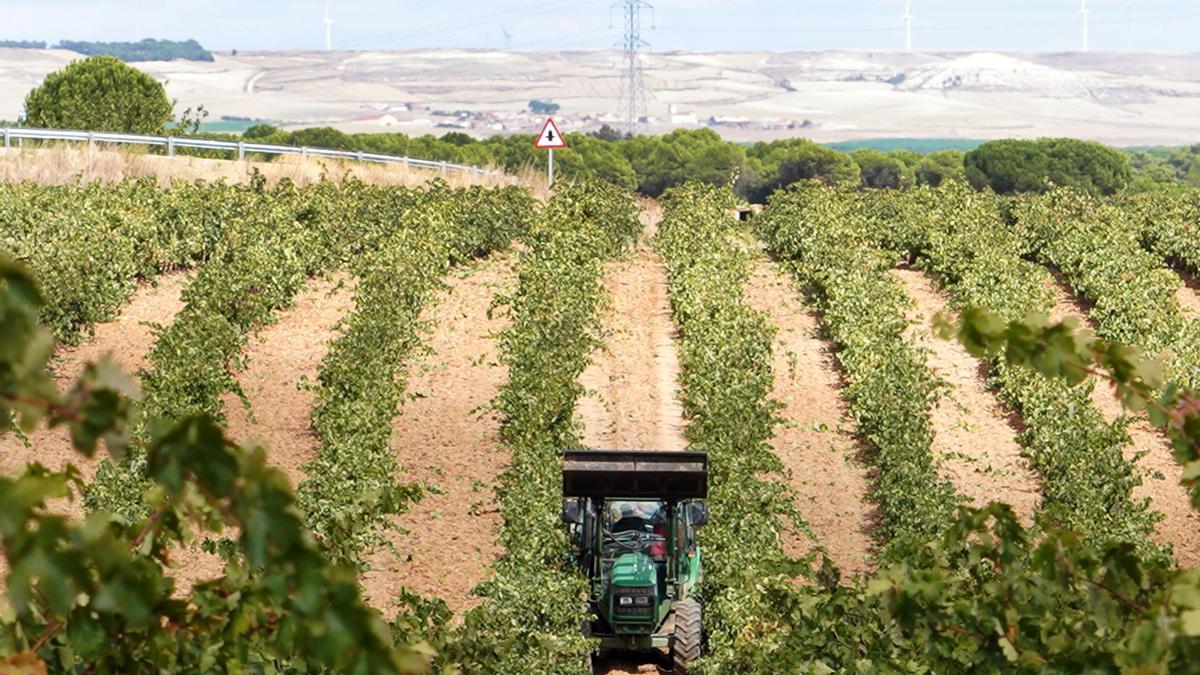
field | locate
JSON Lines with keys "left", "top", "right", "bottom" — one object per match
{"left": 5, "top": 47, "right": 1200, "bottom": 144}
{"left": 3, "top": 152, "right": 1200, "bottom": 672}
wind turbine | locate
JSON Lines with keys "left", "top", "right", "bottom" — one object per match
{"left": 501, "top": 25, "right": 512, "bottom": 50}
{"left": 1078, "top": 0, "right": 1090, "bottom": 52}
{"left": 324, "top": 1, "right": 334, "bottom": 51}
{"left": 904, "top": 0, "right": 914, "bottom": 51}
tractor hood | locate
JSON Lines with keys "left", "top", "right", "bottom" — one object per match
{"left": 610, "top": 551, "right": 657, "bottom": 587}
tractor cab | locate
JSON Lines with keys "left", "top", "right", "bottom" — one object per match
{"left": 561, "top": 450, "right": 708, "bottom": 673}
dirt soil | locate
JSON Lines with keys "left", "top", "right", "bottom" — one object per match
{"left": 577, "top": 218, "right": 686, "bottom": 453}
{"left": 221, "top": 274, "right": 356, "bottom": 489}
{"left": 743, "top": 259, "right": 875, "bottom": 576}
{"left": 1173, "top": 269, "right": 1200, "bottom": 319}
{"left": 1045, "top": 275, "right": 1200, "bottom": 566}
{"left": 360, "top": 254, "right": 516, "bottom": 617}
{"left": 0, "top": 272, "right": 189, "bottom": 492}
{"left": 895, "top": 269, "right": 1042, "bottom": 525}
{"left": 174, "top": 274, "right": 357, "bottom": 594}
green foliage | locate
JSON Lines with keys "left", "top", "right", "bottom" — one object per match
{"left": 1132, "top": 189, "right": 1200, "bottom": 281}
{"left": 456, "top": 180, "right": 638, "bottom": 673}
{"left": 0, "top": 40, "right": 46, "bottom": 49}
{"left": 55, "top": 38, "right": 213, "bottom": 62}
{"left": 874, "top": 183, "right": 1164, "bottom": 559}
{"left": 745, "top": 139, "right": 861, "bottom": 201}
{"left": 619, "top": 129, "right": 746, "bottom": 197}
{"left": 8, "top": 173, "right": 1200, "bottom": 671}
{"left": 288, "top": 126, "right": 357, "bottom": 151}
{"left": 23, "top": 56, "right": 173, "bottom": 133}
{"left": 85, "top": 179, "right": 340, "bottom": 521}
{"left": 0, "top": 254, "right": 429, "bottom": 672}
{"left": 719, "top": 182, "right": 1200, "bottom": 672}
{"left": 756, "top": 182, "right": 960, "bottom": 560}
{"left": 964, "top": 138, "right": 1132, "bottom": 195}
{"left": 852, "top": 149, "right": 913, "bottom": 189}
{"left": 0, "top": 179, "right": 240, "bottom": 343}
{"left": 299, "top": 183, "right": 532, "bottom": 566}
{"left": 1134, "top": 145, "right": 1200, "bottom": 189}
{"left": 915, "top": 149, "right": 966, "bottom": 187}
{"left": 654, "top": 182, "right": 814, "bottom": 670}
{"left": 529, "top": 100, "right": 561, "bottom": 115}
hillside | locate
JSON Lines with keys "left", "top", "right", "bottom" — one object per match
{"left": 1, "top": 47, "right": 1199, "bottom": 145}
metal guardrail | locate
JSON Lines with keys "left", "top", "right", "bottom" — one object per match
{"left": 0, "top": 127, "right": 501, "bottom": 179}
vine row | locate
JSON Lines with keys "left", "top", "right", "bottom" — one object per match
{"left": 756, "top": 182, "right": 960, "bottom": 562}
{"left": 654, "top": 182, "right": 810, "bottom": 672}
{"left": 454, "top": 180, "right": 639, "bottom": 674}
{"left": 883, "top": 183, "right": 1164, "bottom": 559}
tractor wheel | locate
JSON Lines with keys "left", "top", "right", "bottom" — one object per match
{"left": 671, "top": 599, "right": 702, "bottom": 674}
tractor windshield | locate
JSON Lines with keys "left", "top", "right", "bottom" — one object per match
{"left": 602, "top": 500, "right": 667, "bottom": 560}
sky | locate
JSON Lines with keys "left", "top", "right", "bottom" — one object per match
{"left": 3, "top": 0, "right": 1198, "bottom": 53}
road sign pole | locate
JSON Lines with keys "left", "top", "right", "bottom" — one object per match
{"left": 548, "top": 148, "right": 554, "bottom": 187}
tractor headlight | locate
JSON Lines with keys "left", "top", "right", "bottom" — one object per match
{"left": 618, "top": 596, "right": 633, "bottom": 606}
{"left": 634, "top": 596, "right": 651, "bottom": 606}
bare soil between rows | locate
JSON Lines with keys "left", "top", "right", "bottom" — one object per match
{"left": 0, "top": 272, "right": 190, "bottom": 496}
{"left": 581, "top": 206, "right": 689, "bottom": 675}
{"left": 744, "top": 258, "right": 875, "bottom": 576}
{"left": 222, "top": 274, "right": 356, "bottom": 489}
{"left": 577, "top": 226, "right": 686, "bottom": 453}
{"left": 361, "top": 253, "right": 516, "bottom": 616}
{"left": 1045, "top": 273, "right": 1200, "bottom": 566}
{"left": 894, "top": 268, "right": 1041, "bottom": 526}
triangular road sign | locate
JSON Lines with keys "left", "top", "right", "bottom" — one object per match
{"left": 534, "top": 117, "right": 567, "bottom": 149}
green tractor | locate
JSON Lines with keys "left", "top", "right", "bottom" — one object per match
{"left": 561, "top": 450, "right": 709, "bottom": 673}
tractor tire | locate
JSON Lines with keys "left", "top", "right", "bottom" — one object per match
{"left": 671, "top": 599, "right": 702, "bottom": 674}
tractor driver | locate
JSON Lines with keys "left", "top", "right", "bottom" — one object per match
{"left": 610, "top": 502, "right": 646, "bottom": 533}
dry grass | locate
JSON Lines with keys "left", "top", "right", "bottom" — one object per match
{"left": 0, "top": 144, "right": 546, "bottom": 193}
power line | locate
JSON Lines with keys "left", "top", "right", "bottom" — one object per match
{"left": 614, "top": 0, "right": 652, "bottom": 135}
{"left": 511, "top": 28, "right": 614, "bottom": 50}
{"left": 655, "top": 14, "right": 1199, "bottom": 36}
{"left": 336, "top": 0, "right": 591, "bottom": 50}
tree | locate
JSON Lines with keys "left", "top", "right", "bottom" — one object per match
{"left": 915, "top": 150, "right": 966, "bottom": 187}
{"left": 1041, "top": 138, "right": 1131, "bottom": 195}
{"left": 963, "top": 140, "right": 1049, "bottom": 194}
{"left": 242, "top": 123, "right": 282, "bottom": 140}
{"left": 23, "top": 56, "right": 174, "bottom": 134}
{"left": 619, "top": 129, "right": 745, "bottom": 197}
{"left": 852, "top": 149, "right": 912, "bottom": 189}
{"left": 54, "top": 38, "right": 213, "bottom": 63}
{"left": 528, "top": 99, "right": 560, "bottom": 115}
{"left": 746, "top": 139, "right": 860, "bottom": 202}
{"left": 964, "top": 138, "right": 1130, "bottom": 195}
{"left": 589, "top": 124, "right": 629, "bottom": 142}
{"left": 287, "top": 126, "right": 355, "bottom": 150}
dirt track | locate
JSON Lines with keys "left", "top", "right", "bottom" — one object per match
{"left": 895, "top": 269, "right": 1041, "bottom": 525}
{"left": 577, "top": 221, "right": 686, "bottom": 453}
{"left": 361, "top": 254, "right": 516, "bottom": 616}
{"left": 1045, "top": 275, "right": 1200, "bottom": 565}
{"left": 744, "top": 259, "right": 875, "bottom": 575}
{"left": 222, "top": 274, "right": 356, "bottom": 488}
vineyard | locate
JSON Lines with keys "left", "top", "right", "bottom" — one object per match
{"left": 3, "top": 170, "right": 1200, "bottom": 673}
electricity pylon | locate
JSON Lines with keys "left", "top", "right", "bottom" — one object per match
{"left": 614, "top": 0, "right": 652, "bottom": 135}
